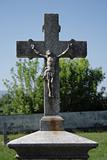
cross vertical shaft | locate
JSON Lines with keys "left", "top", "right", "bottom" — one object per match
{"left": 43, "top": 14, "right": 61, "bottom": 116}
{"left": 43, "top": 14, "right": 59, "bottom": 50}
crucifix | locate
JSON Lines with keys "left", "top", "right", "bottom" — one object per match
{"left": 8, "top": 14, "right": 98, "bottom": 160}
{"left": 17, "top": 14, "right": 87, "bottom": 116}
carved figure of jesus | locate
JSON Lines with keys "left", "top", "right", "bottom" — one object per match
{"left": 29, "top": 39, "right": 74, "bottom": 98}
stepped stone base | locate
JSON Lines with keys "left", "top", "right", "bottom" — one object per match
{"left": 7, "top": 130, "right": 98, "bottom": 160}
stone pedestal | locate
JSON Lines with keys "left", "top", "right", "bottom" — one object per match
{"left": 7, "top": 115, "right": 98, "bottom": 160}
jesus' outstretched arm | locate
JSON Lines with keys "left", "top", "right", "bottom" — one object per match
{"left": 58, "top": 39, "right": 75, "bottom": 58}
{"left": 28, "top": 39, "right": 46, "bottom": 58}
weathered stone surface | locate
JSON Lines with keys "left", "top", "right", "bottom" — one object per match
{"left": 7, "top": 130, "right": 98, "bottom": 159}
{"left": 40, "top": 116, "right": 64, "bottom": 131}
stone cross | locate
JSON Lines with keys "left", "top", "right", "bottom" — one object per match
{"left": 17, "top": 14, "right": 87, "bottom": 116}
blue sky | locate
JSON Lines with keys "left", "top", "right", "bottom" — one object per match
{"left": 0, "top": 0, "right": 107, "bottom": 91}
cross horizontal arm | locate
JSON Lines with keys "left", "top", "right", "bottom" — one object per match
{"left": 58, "top": 41, "right": 87, "bottom": 59}
{"left": 17, "top": 41, "right": 45, "bottom": 59}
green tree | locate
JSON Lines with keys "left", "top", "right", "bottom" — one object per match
{"left": 0, "top": 94, "right": 12, "bottom": 115}
{"left": 3, "top": 59, "right": 44, "bottom": 114}
{"left": 59, "top": 58, "right": 106, "bottom": 111}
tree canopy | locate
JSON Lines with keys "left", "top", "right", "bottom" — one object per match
{"left": 2, "top": 59, "right": 43, "bottom": 114}
{"left": 59, "top": 58, "right": 106, "bottom": 111}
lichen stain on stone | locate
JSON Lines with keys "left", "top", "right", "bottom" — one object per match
{"left": 50, "top": 118, "right": 59, "bottom": 131}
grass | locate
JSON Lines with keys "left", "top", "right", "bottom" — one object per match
{"left": 0, "top": 132, "right": 107, "bottom": 160}
{"left": 0, "top": 133, "right": 25, "bottom": 160}
{"left": 78, "top": 132, "right": 107, "bottom": 160}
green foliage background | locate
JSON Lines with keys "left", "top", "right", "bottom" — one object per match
{"left": 0, "top": 58, "right": 106, "bottom": 115}
{"left": 60, "top": 58, "right": 106, "bottom": 112}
